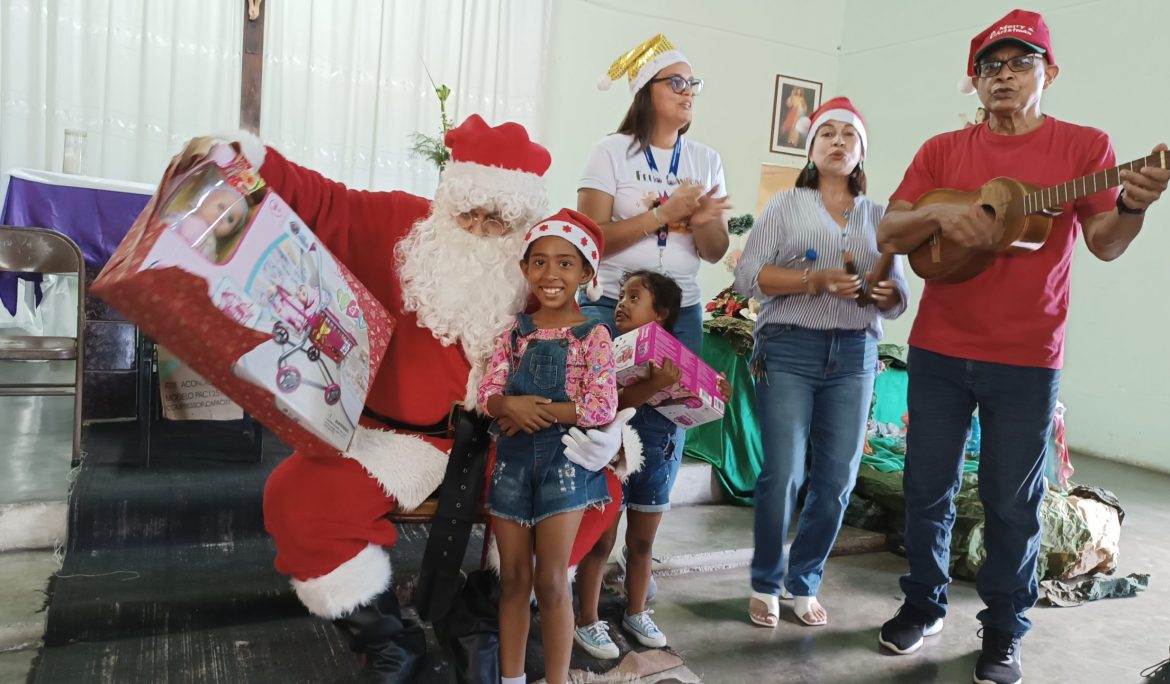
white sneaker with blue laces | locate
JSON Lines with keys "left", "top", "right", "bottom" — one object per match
{"left": 622, "top": 609, "right": 668, "bottom": 648}
{"left": 574, "top": 620, "right": 619, "bottom": 660}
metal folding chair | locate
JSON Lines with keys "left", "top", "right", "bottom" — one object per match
{"left": 0, "top": 226, "right": 85, "bottom": 464}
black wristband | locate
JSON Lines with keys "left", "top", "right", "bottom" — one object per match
{"left": 1116, "top": 190, "right": 1145, "bottom": 215}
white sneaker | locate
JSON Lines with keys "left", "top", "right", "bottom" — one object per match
{"left": 574, "top": 620, "right": 619, "bottom": 660}
{"left": 622, "top": 609, "right": 668, "bottom": 648}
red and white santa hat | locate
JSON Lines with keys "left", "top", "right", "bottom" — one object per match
{"left": 523, "top": 208, "right": 607, "bottom": 301}
{"left": 795, "top": 96, "right": 868, "bottom": 158}
{"left": 958, "top": 9, "right": 1054, "bottom": 95}
{"left": 441, "top": 113, "right": 552, "bottom": 207}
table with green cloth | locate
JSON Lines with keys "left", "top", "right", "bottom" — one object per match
{"left": 683, "top": 322, "right": 763, "bottom": 505}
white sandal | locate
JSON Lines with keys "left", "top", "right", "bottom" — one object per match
{"left": 793, "top": 596, "right": 827, "bottom": 626}
{"left": 749, "top": 591, "right": 779, "bottom": 628}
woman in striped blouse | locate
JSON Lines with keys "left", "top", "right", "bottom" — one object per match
{"left": 734, "top": 97, "right": 910, "bottom": 629}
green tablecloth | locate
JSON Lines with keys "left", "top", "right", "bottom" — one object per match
{"left": 683, "top": 331, "right": 763, "bottom": 505}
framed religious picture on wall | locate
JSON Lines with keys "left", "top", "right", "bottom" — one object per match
{"left": 769, "top": 75, "right": 822, "bottom": 156}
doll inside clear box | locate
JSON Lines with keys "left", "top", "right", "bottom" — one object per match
{"left": 162, "top": 165, "right": 262, "bottom": 264}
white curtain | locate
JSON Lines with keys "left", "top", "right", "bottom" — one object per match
{"left": 260, "top": 0, "right": 552, "bottom": 195}
{"left": 0, "top": 0, "right": 242, "bottom": 186}
{"left": 0, "top": 0, "right": 552, "bottom": 195}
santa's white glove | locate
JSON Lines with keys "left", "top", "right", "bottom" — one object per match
{"left": 561, "top": 407, "right": 636, "bottom": 472}
{"left": 177, "top": 130, "right": 267, "bottom": 174}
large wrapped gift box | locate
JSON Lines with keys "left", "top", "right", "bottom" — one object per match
{"left": 93, "top": 144, "right": 393, "bottom": 453}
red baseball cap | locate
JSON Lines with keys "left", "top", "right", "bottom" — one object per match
{"left": 967, "top": 9, "right": 1054, "bottom": 77}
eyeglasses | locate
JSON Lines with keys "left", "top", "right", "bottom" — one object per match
{"left": 454, "top": 210, "right": 508, "bottom": 237}
{"left": 974, "top": 53, "right": 1044, "bottom": 78}
{"left": 648, "top": 75, "right": 704, "bottom": 96}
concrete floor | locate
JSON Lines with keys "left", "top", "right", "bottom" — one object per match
{"left": 1, "top": 373, "right": 1166, "bottom": 683}
{"left": 0, "top": 649, "right": 37, "bottom": 684}
{"left": 647, "top": 455, "right": 1170, "bottom": 684}
{"left": 0, "top": 551, "right": 58, "bottom": 653}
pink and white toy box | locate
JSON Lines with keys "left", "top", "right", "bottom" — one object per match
{"left": 612, "top": 321, "right": 725, "bottom": 429}
{"left": 92, "top": 144, "right": 393, "bottom": 453}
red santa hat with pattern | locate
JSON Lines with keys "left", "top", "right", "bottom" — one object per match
{"left": 441, "top": 113, "right": 552, "bottom": 209}
{"left": 958, "top": 9, "right": 1054, "bottom": 95}
{"left": 795, "top": 96, "right": 868, "bottom": 158}
{"left": 523, "top": 208, "right": 606, "bottom": 301}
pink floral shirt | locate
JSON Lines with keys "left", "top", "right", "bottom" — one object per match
{"left": 478, "top": 322, "right": 618, "bottom": 428}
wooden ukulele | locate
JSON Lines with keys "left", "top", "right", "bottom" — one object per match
{"left": 908, "top": 149, "right": 1169, "bottom": 283}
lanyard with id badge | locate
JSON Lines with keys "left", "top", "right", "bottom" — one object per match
{"left": 644, "top": 137, "right": 683, "bottom": 271}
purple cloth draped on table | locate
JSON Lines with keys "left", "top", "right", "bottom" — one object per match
{"left": 1, "top": 174, "right": 152, "bottom": 314}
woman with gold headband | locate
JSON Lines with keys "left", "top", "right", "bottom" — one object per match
{"left": 574, "top": 33, "right": 731, "bottom": 661}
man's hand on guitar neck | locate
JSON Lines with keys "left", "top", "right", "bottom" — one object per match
{"left": 1118, "top": 142, "right": 1170, "bottom": 212}
{"left": 1083, "top": 143, "right": 1168, "bottom": 261}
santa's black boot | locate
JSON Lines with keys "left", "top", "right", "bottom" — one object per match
{"left": 334, "top": 588, "right": 426, "bottom": 683}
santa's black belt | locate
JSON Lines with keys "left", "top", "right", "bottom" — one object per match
{"left": 361, "top": 406, "right": 453, "bottom": 437}
{"left": 409, "top": 405, "right": 494, "bottom": 624}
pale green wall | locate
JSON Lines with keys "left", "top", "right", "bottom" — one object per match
{"left": 838, "top": 0, "right": 1170, "bottom": 471}
{"left": 541, "top": 0, "right": 1169, "bottom": 472}
{"left": 540, "top": 0, "right": 846, "bottom": 301}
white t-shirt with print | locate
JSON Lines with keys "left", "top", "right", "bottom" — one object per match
{"left": 578, "top": 133, "right": 727, "bottom": 306}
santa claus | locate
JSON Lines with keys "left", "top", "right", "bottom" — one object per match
{"left": 178, "top": 115, "right": 640, "bottom": 683}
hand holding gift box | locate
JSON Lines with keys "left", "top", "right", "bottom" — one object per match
{"left": 92, "top": 144, "right": 393, "bottom": 453}
{"left": 612, "top": 321, "right": 725, "bottom": 429}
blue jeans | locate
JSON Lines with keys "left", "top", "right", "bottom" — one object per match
{"left": 900, "top": 347, "right": 1058, "bottom": 637}
{"left": 487, "top": 313, "right": 611, "bottom": 525}
{"left": 749, "top": 325, "right": 877, "bottom": 598}
{"left": 489, "top": 424, "right": 612, "bottom": 525}
{"left": 621, "top": 406, "right": 681, "bottom": 512}
{"left": 578, "top": 294, "right": 702, "bottom": 473}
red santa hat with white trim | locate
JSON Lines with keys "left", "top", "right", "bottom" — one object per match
{"left": 795, "top": 96, "right": 868, "bottom": 158}
{"left": 440, "top": 113, "right": 551, "bottom": 210}
{"left": 523, "top": 208, "right": 607, "bottom": 301}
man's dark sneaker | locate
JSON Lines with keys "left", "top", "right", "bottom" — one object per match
{"left": 973, "top": 627, "right": 1022, "bottom": 684}
{"left": 878, "top": 601, "right": 944, "bottom": 655}
{"left": 1141, "top": 646, "right": 1170, "bottom": 682}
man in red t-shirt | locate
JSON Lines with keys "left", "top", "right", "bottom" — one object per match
{"left": 873, "top": 10, "right": 1167, "bottom": 684}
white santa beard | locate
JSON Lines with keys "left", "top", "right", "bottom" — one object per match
{"left": 396, "top": 215, "right": 529, "bottom": 365}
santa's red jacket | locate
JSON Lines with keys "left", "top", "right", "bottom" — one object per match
{"left": 256, "top": 147, "right": 631, "bottom": 619}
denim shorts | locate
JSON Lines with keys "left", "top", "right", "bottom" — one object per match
{"left": 622, "top": 407, "right": 680, "bottom": 513}
{"left": 487, "top": 424, "right": 612, "bottom": 526}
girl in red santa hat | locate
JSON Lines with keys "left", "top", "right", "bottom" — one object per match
{"left": 477, "top": 208, "right": 622, "bottom": 684}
